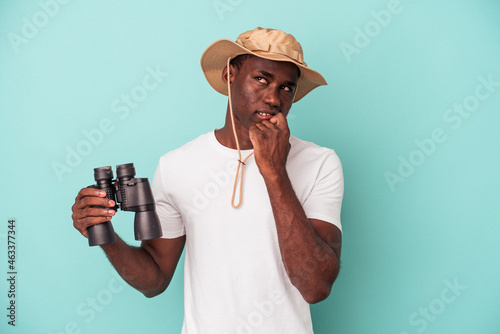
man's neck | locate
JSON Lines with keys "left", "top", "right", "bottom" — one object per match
{"left": 214, "top": 126, "right": 253, "bottom": 150}
{"left": 214, "top": 107, "right": 253, "bottom": 150}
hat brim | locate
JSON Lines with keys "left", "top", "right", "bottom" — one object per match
{"left": 200, "top": 39, "right": 327, "bottom": 103}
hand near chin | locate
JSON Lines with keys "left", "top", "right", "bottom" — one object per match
{"left": 249, "top": 112, "right": 291, "bottom": 178}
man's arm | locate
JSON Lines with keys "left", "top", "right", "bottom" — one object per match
{"left": 262, "top": 176, "right": 341, "bottom": 304}
{"left": 100, "top": 235, "right": 185, "bottom": 298}
{"left": 72, "top": 188, "right": 185, "bottom": 298}
{"left": 249, "top": 113, "right": 342, "bottom": 304}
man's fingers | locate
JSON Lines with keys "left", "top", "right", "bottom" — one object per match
{"left": 75, "top": 188, "right": 106, "bottom": 205}
{"left": 250, "top": 116, "right": 289, "bottom": 144}
{"left": 255, "top": 113, "right": 289, "bottom": 132}
{"left": 269, "top": 112, "right": 288, "bottom": 129}
{"left": 72, "top": 186, "right": 116, "bottom": 238}
{"left": 76, "top": 187, "right": 107, "bottom": 201}
{"left": 72, "top": 206, "right": 114, "bottom": 227}
{"left": 81, "top": 229, "right": 88, "bottom": 238}
{"left": 253, "top": 122, "right": 270, "bottom": 131}
{"left": 74, "top": 215, "right": 113, "bottom": 238}
{"left": 81, "top": 207, "right": 116, "bottom": 218}
{"left": 77, "top": 195, "right": 115, "bottom": 209}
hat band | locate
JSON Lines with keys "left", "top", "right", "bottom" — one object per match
{"left": 236, "top": 39, "right": 305, "bottom": 64}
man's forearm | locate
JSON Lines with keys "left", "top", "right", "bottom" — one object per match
{"left": 100, "top": 234, "right": 167, "bottom": 297}
{"left": 248, "top": 114, "right": 341, "bottom": 303}
{"left": 263, "top": 171, "right": 340, "bottom": 304}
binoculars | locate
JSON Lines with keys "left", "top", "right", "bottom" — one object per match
{"left": 87, "top": 163, "right": 162, "bottom": 246}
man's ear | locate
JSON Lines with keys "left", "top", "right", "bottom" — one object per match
{"left": 221, "top": 64, "right": 237, "bottom": 85}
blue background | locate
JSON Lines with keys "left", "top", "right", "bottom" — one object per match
{"left": 1, "top": 0, "right": 499, "bottom": 333}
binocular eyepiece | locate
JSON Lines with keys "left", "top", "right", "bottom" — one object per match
{"left": 87, "top": 163, "right": 163, "bottom": 247}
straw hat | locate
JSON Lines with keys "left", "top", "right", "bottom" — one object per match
{"left": 200, "top": 27, "right": 327, "bottom": 103}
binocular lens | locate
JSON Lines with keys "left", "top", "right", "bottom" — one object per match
{"left": 116, "top": 163, "right": 136, "bottom": 179}
{"left": 94, "top": 166, "right": 113, "bottom": 182}
{"left": 134, "top": 211, "right": 162, "bottom": 241}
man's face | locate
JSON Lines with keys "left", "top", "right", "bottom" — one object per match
{"left": 227, "top": 55, "right": 300, "bottom": 131}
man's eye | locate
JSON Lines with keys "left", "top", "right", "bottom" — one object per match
{"left": 282, "top": 86, "right": 291, "bottom": 92}
{"left": 255, "top": 77, "right": 267, "bottom": 84}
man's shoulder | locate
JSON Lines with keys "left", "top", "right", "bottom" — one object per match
{"left": 158, "top": 131, "right": 213, "bottom": 163}
{"left": 288, "top": 136, "right": 342, "bottom": 174}
{"left": 289, "top": 135, "right": 338, "bottom": 158}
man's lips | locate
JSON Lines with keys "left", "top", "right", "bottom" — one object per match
{"left": 256, "top": 111, "right": 277, "bottom": 120}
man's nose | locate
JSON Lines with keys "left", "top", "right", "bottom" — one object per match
{"left": 264, "top": 87, "right": 281, "bottom": 108}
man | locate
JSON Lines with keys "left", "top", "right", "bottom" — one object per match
{"left": 72, "top": 27, "right": 344, "bottom": 333}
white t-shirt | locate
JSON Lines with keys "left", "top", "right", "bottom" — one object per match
{"left": 152, "top": 131, "right": 343, "bottom": 334}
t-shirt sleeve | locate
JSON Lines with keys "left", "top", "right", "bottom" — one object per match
{"left": 302, "top": 150, "right": 344, "bottom": 232}
{"left": 152, "top": 157, "right": 186, "bottom": 238}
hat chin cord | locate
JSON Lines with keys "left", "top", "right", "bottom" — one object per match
{"left": 225, "top": 56, "right": 298, "bottom": 208}
{"left": 227, "top": 56, "right": 254, "bottom": 209}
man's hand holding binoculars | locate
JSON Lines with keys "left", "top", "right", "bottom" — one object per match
{"left": 72, "top": 188, "right": 116, "bottom": 239}
{"left": 71, "top": 163, "right": 162, "bottom": 246}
